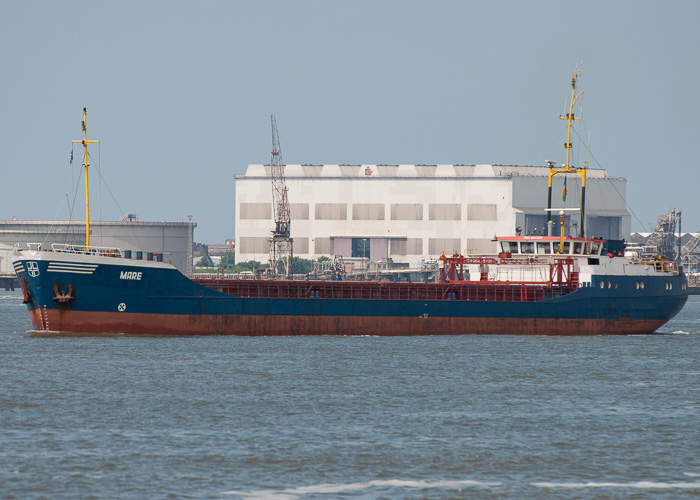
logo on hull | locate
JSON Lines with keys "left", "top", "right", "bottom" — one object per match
{"left": 26, "top": 262, "right": 40, "bottom": 277}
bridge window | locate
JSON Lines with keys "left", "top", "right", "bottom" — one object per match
{"left": 500, "top": 241, "right": 518, "bottom": 253}
{"left": 573, "top": 242, "right": 583, "bottom": 254}
{"left": 537, "top": 242, "right": 551, "bottom": 254}
{"left": 555, "top": 242, "right": 570, "bottom": 254}
{"left": 520, "top": 242, "right": 534, "bottom": 254}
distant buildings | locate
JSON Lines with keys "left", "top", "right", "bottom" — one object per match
{"left": 235, "top": 163, "right": 630, "bottom": 266}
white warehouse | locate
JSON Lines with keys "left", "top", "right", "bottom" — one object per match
{"left": 234, "top": 164, "right": 630, "bottom": 267}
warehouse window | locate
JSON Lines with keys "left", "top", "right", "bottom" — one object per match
{"left": 290, "top": 203, "right": 309, "bottom": 220}
{"left": 391, "top": 240, "right": 407, "bottom": 255}
{"left": 391, "top": 238, "right": 423, "bottom": 255}
{"left": 429, "top": 238, "right": 461, "bottom": 255}
{"left": 391, "top": 204, "right": 423, "bottom": 220}
{"left": 406, "top": 238, "right": 423, "bottom": 255}
{"left": 239, "top": 237, "right": 269, "bottom": 253}
{"left": 429, "top": 204, "right": 461, "bottom": 220}
{"left": 467, "top": 203, "right": 497, "bottom": 220}
{"left": 466, "top": 239, "right": 497, "bottom": 254}
{"left": 352, "top": 204, "right": 385, "bottom": 220}
{"left": 239, "top": 203, "right": 272, "bottom": 220}
{"left": 315, "top": 238, "right": 331, "bottom": 254}
{"left": 315, "top": 203, "right": 347, "bottom": 220}
{"left": 294, "top": 238, "right": 309, "bottom": 254}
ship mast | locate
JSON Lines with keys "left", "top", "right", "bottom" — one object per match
{"left": 547, "top": 70, "right": 586, "bottom": 237}
{"left": 72, "top": 108, "right": 99, "bottom": 249}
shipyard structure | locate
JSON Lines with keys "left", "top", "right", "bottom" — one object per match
{"left": 235, "top": 164, "right": 629, "bottom": 267}
{"left": 0, "top": 218, "right": 195, "bottom": 275}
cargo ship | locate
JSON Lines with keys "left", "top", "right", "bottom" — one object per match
{"left": 10, "top": 74, "right": 689, "bottom": 336}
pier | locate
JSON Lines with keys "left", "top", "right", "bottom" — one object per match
{"left": 0, "top": 273, "right": 18, "bottom": 291}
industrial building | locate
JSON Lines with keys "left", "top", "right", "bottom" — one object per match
{"left": 0, "top": 218, "right": 195, "bottom": 274}
{"left": 234, "top": 164, "right": 630, "bottom": 267}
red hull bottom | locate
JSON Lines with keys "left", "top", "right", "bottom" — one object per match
{"left": 29, "top": 309, "right": 667, "bottom": 336}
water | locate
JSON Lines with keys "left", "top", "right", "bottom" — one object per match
{"left": 1, "top": 291, "right": 699, "bottom": 499}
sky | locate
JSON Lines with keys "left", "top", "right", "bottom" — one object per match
{"left": 2, "top": 0, "right": 699, "bottom": 243}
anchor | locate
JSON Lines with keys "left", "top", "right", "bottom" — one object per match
{"left": 53, "top": 282, "right": 76, "bottom": 304}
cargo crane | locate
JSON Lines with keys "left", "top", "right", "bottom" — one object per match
{"left": 646, "top": 208, "right": 681, "bottom": 261}
{"left": 681, "top": 233, "right": 700, "bottom": 272}
{"left": 268, "top": 115, "right": 293, "bottom": 276}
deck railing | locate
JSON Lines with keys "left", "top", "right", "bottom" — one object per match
{"left": 50, "top": 243, "right": 123, "bottom": 258}
{"left": 19, "top": 243, "right": 174, "bottom": 264}
{"left": 192, "top": 278, "right": 578, "bottom": 303}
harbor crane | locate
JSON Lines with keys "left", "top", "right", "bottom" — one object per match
{"left": 646, "top": 208, "right": 681, "bottom": 261}
{"left": 268, "top": 115, "right": 293, "bottom": 276}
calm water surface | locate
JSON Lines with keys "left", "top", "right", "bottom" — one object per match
{"left": 1, "top": 290, "right": 699, "bottom": 499}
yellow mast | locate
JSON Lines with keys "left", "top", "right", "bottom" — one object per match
{"left": 72, "top": 108, "right": 99, "bottom": 249}
{"left": 547, "top": 69, "right": 587, "bottom": 237}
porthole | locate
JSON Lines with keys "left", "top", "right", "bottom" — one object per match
{"left": 641, "top": 282, "right": 645, "bottom": 289}
{"left": 613, "top": 282, "right": 618, "bottom": 289}
{"left": 608, "top": 281, "right": 612, "bottom": 289}
{"left": 635, "top": 282, "right": 640, "bottom": 290}
{"left": 599, "top": 281, "right": 605, "bottom": 289}
{"left": 669, "top": 283, "right": 673, "bottom": 291}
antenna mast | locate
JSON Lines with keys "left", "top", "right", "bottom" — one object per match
{"left": 546, "top": 68, "right": 587, "bottom": 237}
{"left": 268, "top": 115, "right": 293, "bottom": 277}
{"left": 71, "top": 108, "right": 100, "bottom": 249}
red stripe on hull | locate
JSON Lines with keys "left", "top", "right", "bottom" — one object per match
{"left": 29, "top": 309, "right": 667, "bottom": 336}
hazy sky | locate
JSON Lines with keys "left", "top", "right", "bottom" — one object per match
{"left": 2, "top": 0, "right": 698, "bottom": 243}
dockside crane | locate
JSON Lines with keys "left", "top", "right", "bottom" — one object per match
{"left": 646, "top": 208, "right": 681, "bottom": 261}
{"left": 268, "top": 115, "right": 293, "bottom": 276}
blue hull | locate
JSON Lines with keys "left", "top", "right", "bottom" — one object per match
{"left": 12, "top": 253, "right": 689, "bottom": 335}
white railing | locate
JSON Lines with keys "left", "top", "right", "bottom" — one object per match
{"left": 51, "top": 243, "right": 123, "bottom": 258}
{"left": 16, "top": 242, "right": 173, "bottom": 265}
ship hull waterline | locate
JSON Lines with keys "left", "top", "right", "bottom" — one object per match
{"left": 27, "top": 307, "right": 677, "bottom": 337}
